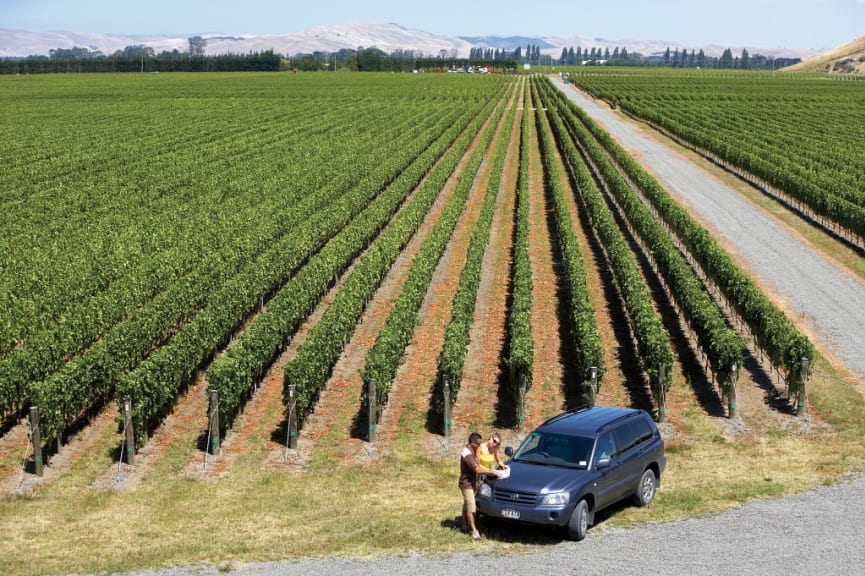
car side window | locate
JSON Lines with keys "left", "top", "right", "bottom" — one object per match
{"left": 596, "top": 431, "right": 616, "bottom": 461}
{"left": 631, "top": 417, "right": 654, "bottom": 445}
{"left": 613, "top": 423, "right": 639, "bottom": 455}
{"left": 613, "top": 418, "right": 655, "bottom": 455}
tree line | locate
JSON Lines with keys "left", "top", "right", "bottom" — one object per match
{"left": 1, "top": 38, "right": 799, "bottom": 75}
{"left": 0, "top": 50, "right": 282, "bottom": 74}
{"left": 468, "top": 43, "right": 800, "bottom": 70}
{"left": 557, "top": 45, "right": 800, "bottom": 69}
{"left": 287, "top": 47, "right": 517, "bottom": 72}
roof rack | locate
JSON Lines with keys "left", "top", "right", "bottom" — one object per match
{"left": 542, "top": 404, "right": 590, "bottom": 425}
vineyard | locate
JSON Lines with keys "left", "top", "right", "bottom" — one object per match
{"left": 1, "top": 71, "right": 864, "bottom": 576}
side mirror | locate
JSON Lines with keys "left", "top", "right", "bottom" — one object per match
{"left": 504, "top": 446, "right": 514, "bottom": 458}
{"left": 596, "top": 458, "right": 611, "bottom": 469}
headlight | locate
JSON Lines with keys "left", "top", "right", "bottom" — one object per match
{"left": 478, "top": 483, "right": 492, "bottom": 499}
{"left": 540, "top": 492, "right": 570, "bottom": 506}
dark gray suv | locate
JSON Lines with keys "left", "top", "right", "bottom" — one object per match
{"left": 476, "top": 405, "right": 666, "bottom": 540}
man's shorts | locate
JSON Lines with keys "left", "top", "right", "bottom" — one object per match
{"left": 461, "top": 486, "right": 477, "bottom": 514}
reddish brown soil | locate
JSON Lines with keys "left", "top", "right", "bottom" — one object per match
{"left": 1, "top": 406, "right": 118, "bottom": 495}
{"left": 522, "top": 101, "right": 570, "bottom": 430}
{"left": 447, "top": 79, "right": 524, "bottom": 451}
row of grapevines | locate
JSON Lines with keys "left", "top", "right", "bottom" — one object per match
{"left": 537, "top": 80, "right": 674, "bottom": 395}
{"left": 205, "top": 106, "right": 472, "bottom": 431}
{"left": 0, "top": 106, "right": 393, "bottom": 418}
{"left": 571, "top": 73, "right": 865, "bottom": 240}
{"left": 1, "top": 72, "right": 462, "bottom": 363}
{"left": 0, "top": 98, "right": 335, "bottom": 356}
{"left": 551, "top": 77, "right": 814, "bottom": 387}
{"left": 530, "top": 80, "right": 605, "bottom": 392}
{"left": 537, "top": 77, "right": 743, "bottom": 391}
{"left": 432, "top": 83, "right": 520, "bottom": 415}
{"left": 507, "top": 81, "right": 534, "bottom": 397}
{"left": 112, "top": 104, "right": 471, "bottom": 444}
{"left": 282, "top": 96, "right": 500, "bottom": 428}
{"left": 27, "top": 106, "right": 445, "bottom": 443}
{"left": 0, "top": 96, "right": 418, "bottom": 372}
{"left": 360, "top": 80, "right": 514, "bottom": 415}
{"left": 632, "top": 104, "right": 865, "bottom": 240}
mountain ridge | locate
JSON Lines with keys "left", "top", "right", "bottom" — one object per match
{"left": 0, "top": 22, "right": 823, "bottom": 61}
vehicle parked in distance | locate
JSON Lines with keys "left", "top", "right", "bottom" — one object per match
{"left": 476, "top": 405, "right": 666, "bottom": 540}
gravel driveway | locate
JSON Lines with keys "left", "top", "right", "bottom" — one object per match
{"left": 549, "top": 76, "right": 865, "bottom": 386}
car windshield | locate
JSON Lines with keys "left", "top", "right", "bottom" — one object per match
{"left": 511, "top": 432, "right": 594, "bottom": 469}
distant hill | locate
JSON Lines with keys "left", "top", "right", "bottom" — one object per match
{"left": 783, "top": 35, "right": 865, "bottom": 73}
{"left": 0, "top": 23, "right": 471, "bottom": 59}
{"left": 0, "top": 22, "right": 821, "bottom": 62}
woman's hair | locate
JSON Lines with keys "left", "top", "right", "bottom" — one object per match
{"left": 489, "top": 432, "right": 501, "bottom": 447}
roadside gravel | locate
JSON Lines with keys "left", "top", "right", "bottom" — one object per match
{"left": 550, "top": 76, "right": 865, "bottom": 386}
{"left": 82, "top": 474, "right": 865, "bottom": 575}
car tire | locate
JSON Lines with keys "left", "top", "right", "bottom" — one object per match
{"left": 634, "top": 469, "right": 657, "bottom": 507}
{"left": 567, "top": 499, "right": 589, "bottom": 541}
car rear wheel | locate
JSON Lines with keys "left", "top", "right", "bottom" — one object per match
{"left": 634, "top": 469, "right": 657, "bottom": 507}
{"left": 567, "top": 499, "right": 589, "bottom": 541}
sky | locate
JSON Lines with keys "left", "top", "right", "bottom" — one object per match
{"left": 3, "top": 0, "right": 864, "bottom": 50}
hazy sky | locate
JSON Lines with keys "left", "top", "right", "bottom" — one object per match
{"left": 3, "top": 0, "right": 863, "bottom": 50}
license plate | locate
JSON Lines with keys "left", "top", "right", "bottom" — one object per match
{"left": 501, "top": 509, "right": 520, "bottom": 520}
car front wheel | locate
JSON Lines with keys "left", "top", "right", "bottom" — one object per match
{"left": 634, "top": 469, "right": 657, "bottom": 507}
{"left": 567, "top": 499, "right": 589, "bottom": 541}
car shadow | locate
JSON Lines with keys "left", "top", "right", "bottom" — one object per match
{"left": 473, "top": 515, "right": 568, "bottom": 544}
{"left": 443, "top": 514, "right": 564, "bottom": 544}
{"left": 445, "top": 497, "right": 635, "bottom": 544}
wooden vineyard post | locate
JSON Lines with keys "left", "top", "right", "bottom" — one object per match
{"left": 798, "top": 357, "right": 810, "bottom": 419}
{"left": 518, "top": 372, "right": 528, "bottom": 433}
{"left": 29, "top": 407, "right": 43, "bottom": 477}
{"left": 442, "top": 375, "right": 451, "bottom": 442}
{"left": 656, "top": 364, "right": 667, "bottom": 423}
{"left": 286, "top": 384, "right": 298, "bottom": 450}
{"left": 367, "top": 379, "right": 377, "bottom": 443}
{"left": 122, "top": 397, "right": 136, "bottom": 465}
{"left": 728, "top": 363, "right": 738, "bottom": 420}
{"left": 208, "top": 389, "right": 220, "bottom": 456}
{"left": 588, "top": 366, "right": 598, "bottom": 407}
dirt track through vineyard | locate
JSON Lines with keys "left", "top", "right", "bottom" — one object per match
{"left": 445, "top": 81, "right": 521, "bottom": 449}
{"left": 522, "top": 100, "right": 569, "bottom": 430}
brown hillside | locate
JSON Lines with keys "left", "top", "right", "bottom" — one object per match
{"left": 783, "top": 35, "right": 865, "bottom": 73}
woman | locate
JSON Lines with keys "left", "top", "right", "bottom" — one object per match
{"left": 476, "top": 432, "right": 505, "bottom": 470}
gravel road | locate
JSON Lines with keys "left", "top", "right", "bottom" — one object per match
{"left": 79, "top": 79, "right": 865, "bottom": 576}
{"left": 84, "top": 474, "right": 865, "bottom": 576}
{"left": 549, "top": 76, "right": 865, "bottom": 385}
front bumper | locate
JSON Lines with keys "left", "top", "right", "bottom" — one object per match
{"left": 476, "top": 484, "right": 572, "bottom": 527}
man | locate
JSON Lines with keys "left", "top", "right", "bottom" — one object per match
{"left": 460, "top": 431, "right": 503, "bottom": 539}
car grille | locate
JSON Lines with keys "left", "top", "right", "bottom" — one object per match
{"left": 493, "top": 487, "right": 537, "bottom": 505}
